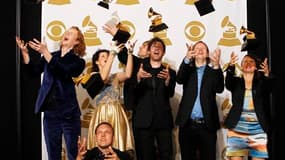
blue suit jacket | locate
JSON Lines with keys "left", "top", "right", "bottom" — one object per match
{"left": 30, "top": 50, "right": 85, "bottom": 116}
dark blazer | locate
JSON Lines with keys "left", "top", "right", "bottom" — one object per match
{"left": 224, "top": 65, "right": 274, "bottom": 133}
{"left": 132, "top": 60, "right": 176, "bottom": 129}
{"left": 30, "top": 50, "right": 85, "bottom": 116}
{"left": 118, "top": 50, "right": 148, "bottom": 110}
{"left": 175, "top": 60, "right": 224, "bottom": 131}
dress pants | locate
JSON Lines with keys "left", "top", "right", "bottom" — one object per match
{"left": 134, "top": 127, "right": 173, "bottom": 160}
{"left": 178, "top": 118, "right": 217, "bottom": 160}
{"left": 43, "top": 111, "right": 81, "bottom": 160}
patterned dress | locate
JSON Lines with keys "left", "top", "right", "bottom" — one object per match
{"left": 87, "top": 74, "right": 135, "bottom": 153}
{"left": 226, "top": 89, "right": 268, "bottom": 158}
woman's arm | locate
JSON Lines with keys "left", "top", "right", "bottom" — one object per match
{"left": 117, "top": 40, "right": 135, "bottom": 82}
{"left": 100, "top": 42, "right": 124, "bottom": 82}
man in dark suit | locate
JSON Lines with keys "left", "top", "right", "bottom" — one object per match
{"left": 175, "top": 41, "right": 224, "bottom": 160}
{"left": 104, "top": 26, "right": 176, "bottom": 160}
{"left": 132, "top": 37, "right": 176, "bottom": 160}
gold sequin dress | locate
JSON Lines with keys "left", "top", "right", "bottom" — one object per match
{"left": 87, "top": 75, "right": 134, "bottom": 152}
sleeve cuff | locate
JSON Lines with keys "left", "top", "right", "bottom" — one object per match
{"left": 184, "top": 57, "right": 190, "bottom": 64}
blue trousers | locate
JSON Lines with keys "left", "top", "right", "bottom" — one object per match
{"left": 43, "top": 112, "right": 81, "bottom": 160}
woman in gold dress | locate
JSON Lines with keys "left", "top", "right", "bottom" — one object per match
{"left": 81, "top": 41, "right": 135, "bottom": 156}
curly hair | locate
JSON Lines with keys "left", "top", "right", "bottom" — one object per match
{"left": 69, "top": 26, "right": 86, "bottom": 57}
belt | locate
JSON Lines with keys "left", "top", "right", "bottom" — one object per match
{"left": 191, "top": 118, "right": 205, "bottom": 124}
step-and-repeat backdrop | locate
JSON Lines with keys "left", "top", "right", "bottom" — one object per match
{"left": 41, "top": 0, "right": 247, "bottom": 159}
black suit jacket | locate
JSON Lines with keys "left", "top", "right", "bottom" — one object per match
{"left": 224, "top": 65, "right": 274, "bottom": 133}
{"left": 175, "top": 60, "right": 224, "bottom": 131}
{"left": 84, "top": 147, "right": 130, "bottom": 160}
{"left": 132, "top": 60, "right": 176, "bottom": 129}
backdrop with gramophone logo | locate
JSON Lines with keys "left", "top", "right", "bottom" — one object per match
{"left": 41, "top": 0, "right": 247, "bottom": 159}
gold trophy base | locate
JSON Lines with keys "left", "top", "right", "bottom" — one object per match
{"left": 116, "top": 0, "right": 139, "bottom": 5}
{"left": 153, "top": 31, "right": 172, "bottom": 46}
{"left": 85, "top": 38, "right": 102, "bottom": 46}
{"left": 48, "top": 0, "right": 70, "bottom": 5}
{"left": 218, "top": 38, "right": 241, "bottom": 46}
{"left": 161, "top": 37, "right": 172, "bottom": 46}
{"left": 185, "top": 0, "right": 197, "bottom": 5}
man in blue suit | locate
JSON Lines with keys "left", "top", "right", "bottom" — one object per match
{"left": 16, "top": 26, "right": 86, "bottom": 160}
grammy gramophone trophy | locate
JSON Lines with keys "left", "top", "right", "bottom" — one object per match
{"left": 98, "top": 0, "right": 112, "bottom": 9}
{"left": 218, "top": 16, "right": 241, "bottom": 46}
{"left": 148, "top": 7, "right": 168, "bottom": 32}
{"left": 240, "top": 26, "right": 258, "bottom": 51}
{"left": 105, "top": 11, "right": 131, "bottom": 44}
{"left": 82, "top": 16, "right": 102, "bottom": 46}
{"left": 147, "top": 7, "right": 171, "bottom": 45}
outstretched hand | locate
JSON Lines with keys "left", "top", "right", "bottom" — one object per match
{"left": 229, "top": 52, "right": 238, "bottom": 66}
{"left": 157, "top": 64, "right": 171, "bottom": 86}
{"left": 157, "top": 64, "right": 170, "bottom": 80}
{"left": 103, "top": 146, "right": 120, "bottom": 160}
{"left": 109, "top": 41, "right": 125, "bottom": 55}
{"left": 15, "top": 36, "right": 28, "bottom": 53}
{"left": 137, "top": 63, "right": 152, "bottom": 81}
{"left": 185, "top": 43, "right": 197, "bottom": 59}
{"left": 126, "top": 39, "right": 137, "bottom": 55}
{"left": 28, "top": 37, "right": 48, "bottom": 55}
{"left": 76, "top": 136, "right": 87, "bottom": 160}
{"left": 258, "top": 58, "right": 269, "bottom": 77}
{"left": 16, "top": 36, "right": 30, "bottom": 64}
{"left": 209, "top": 47, "right": 221, "bottom": 69}
{"left": 103, "top": 24, "right": 119, "bottom": 37}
